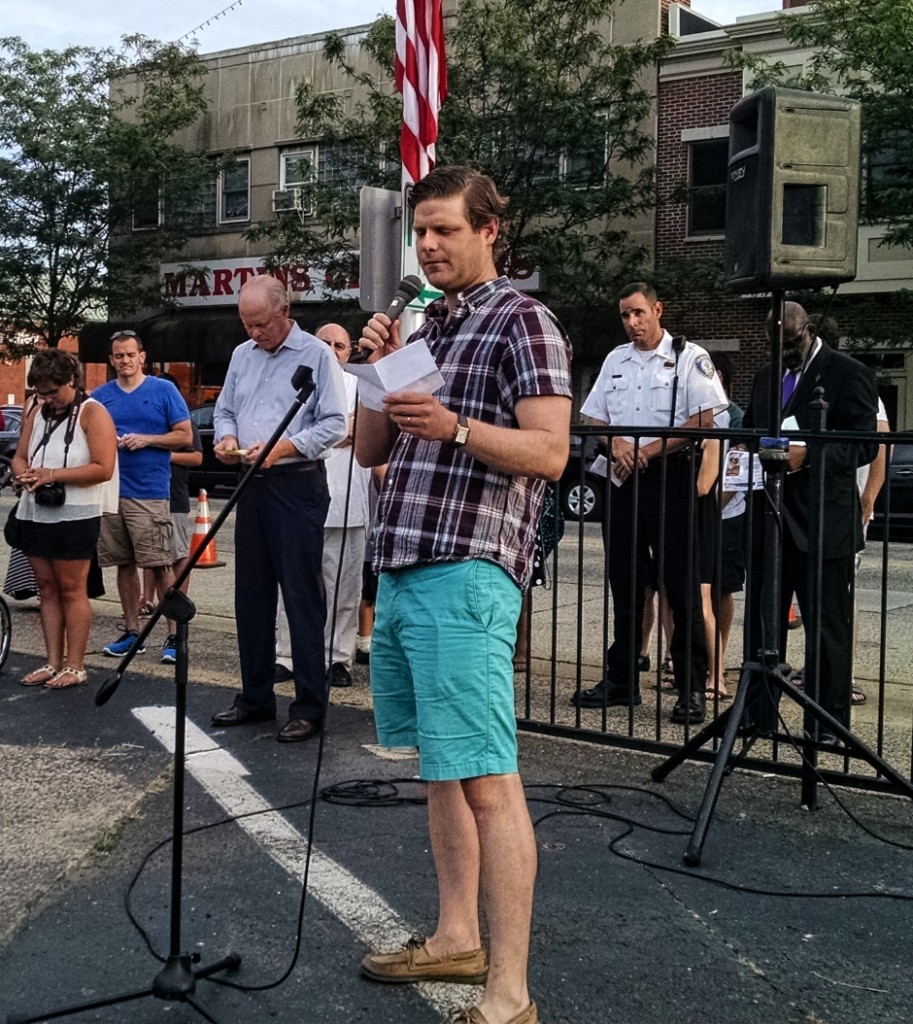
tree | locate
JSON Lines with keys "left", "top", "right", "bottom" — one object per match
{"left": 0, "top": 36, "right": 211, "bottom": 353}
{"left": 725, "top": 0, "right": 913, "bottom": 250}
{"left": 248, "top": 0, "right": 674, "bottom": 309}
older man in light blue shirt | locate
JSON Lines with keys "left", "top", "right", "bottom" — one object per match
{"left": 211, "top": 275, "right": 348, "bottom": 743}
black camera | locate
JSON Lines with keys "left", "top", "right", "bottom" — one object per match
{"left": 34, "top": 482, "right": 66, "bottom": 507}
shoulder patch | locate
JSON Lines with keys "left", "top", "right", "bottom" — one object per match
{"left": 696, "top": 354, "right": 716, "bottom": 380}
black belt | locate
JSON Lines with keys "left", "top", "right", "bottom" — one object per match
{"left": 253, "top": 461, "right": 323, "bottom": 478}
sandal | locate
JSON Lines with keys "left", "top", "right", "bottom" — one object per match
{"left": 139, "top": 601, "right": 155, "bottom": 617}
{"left": 705, "top": 688, "right": 732, "bottom": 702}
{"left": 21, "top": 664, "right": 59, "bottom": 687}
{"left": 46, "top": 667, "right": 88, "bottom": 690}
{"left": 851, "top": 688, "right": 867, "bottom": 706}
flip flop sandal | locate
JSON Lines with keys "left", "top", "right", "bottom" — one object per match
{"left": 705, "top": 689, "right": 733, "bottom": 702}
{"left": 851, "top": 688, "right": 867, "bottom": 705}
{"left": 21, "top": 664, "right": 59, "bottom": 687}
{"left": 45, "top": 667, "right": 88, "bottom": 690}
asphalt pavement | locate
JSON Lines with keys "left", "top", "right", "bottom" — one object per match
{"left": 1, "top": 494, "right": 913, "bottom": 1024}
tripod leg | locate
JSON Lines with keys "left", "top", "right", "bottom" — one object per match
{"left": 195, "top": 953, "right": 242, "bottom": 980}
{"left": 650, "top": 708, "right": 732, "bottom": 782}
{"left": 7, "top": 987, "right": 151, "bottom": 1023}
{"left": 777, "top": 678, "right": 913, "bottom": 803}
{"left": 185, "top": 995, "right": 222, "bottom": 1024}
{"left": 681, "top": 662, "right": 757, "bottom": 866}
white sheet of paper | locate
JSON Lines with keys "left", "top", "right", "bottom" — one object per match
{"left": 780, "top": 414, "right": 806, "bottom": 447}
{"left": 722, "top": 449, "right": 764, "bottom": 492}
{"left": 344, "top": 341, "right": 445, "bottom": 412}
{"left": 589, "top": 453, "right": 625, "bottom": 488}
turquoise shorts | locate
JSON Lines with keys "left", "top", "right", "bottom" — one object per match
{"left": 371, "top": 560, "right": 522, "bottom": 781}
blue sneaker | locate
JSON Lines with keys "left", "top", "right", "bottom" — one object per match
{"left": 102, "top": 631, "right": 146, "bottom": 657}
{"left": 161, "top": 635, "right": 178, "bottom": 664}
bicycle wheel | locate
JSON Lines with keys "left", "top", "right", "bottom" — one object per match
{"left": 0, "top": 595, "right": 11, "bottom": 671}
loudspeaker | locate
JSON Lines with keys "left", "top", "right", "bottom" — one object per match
{"left": 723, "top": 86, "right": 861, "bottom": 293}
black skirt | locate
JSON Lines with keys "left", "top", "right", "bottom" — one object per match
{"left": 16, "top": 516, "right": 101, "bottom": 561}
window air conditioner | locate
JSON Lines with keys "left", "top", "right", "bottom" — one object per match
{"left": 271, "top": 187, "right": 305, "bottom": 214}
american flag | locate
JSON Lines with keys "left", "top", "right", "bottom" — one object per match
{"left": 395, "top": 0, "right": 447, "bottom": 185}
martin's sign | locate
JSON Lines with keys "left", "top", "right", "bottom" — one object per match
{"left": 160, "top": 258, "right": 360, "bottom": 307}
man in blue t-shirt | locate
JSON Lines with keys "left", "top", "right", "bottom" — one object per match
{"left": 93, "top": 331, "right": 192, "bottom": 657}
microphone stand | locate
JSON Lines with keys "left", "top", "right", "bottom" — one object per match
{"left": 8, "top": 368, "right": 316, "bottom": 1024}
{"left": 650, "top": 291, "right": 913, "bottom": 867}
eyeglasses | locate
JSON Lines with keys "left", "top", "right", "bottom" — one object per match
{"left": 35, "top": 385, "right": 64, "bottom": 399}
{"left": 110, "top": 329, "right": 138, "bottom": 341}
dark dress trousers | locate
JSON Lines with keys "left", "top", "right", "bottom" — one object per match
{"left": 743, "top": 343, "right": 878, "bottom": 727}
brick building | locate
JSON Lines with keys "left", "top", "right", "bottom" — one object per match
{"left": 657, "top": 1, "right": 913, "bottom": 419}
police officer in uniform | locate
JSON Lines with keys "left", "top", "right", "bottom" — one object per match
{"left": 571, "top": 282, "right": 727, "bottom": 724}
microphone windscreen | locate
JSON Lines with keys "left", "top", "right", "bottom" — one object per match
{"left": 384, "top": 275, "right": 424, "bottom": 321}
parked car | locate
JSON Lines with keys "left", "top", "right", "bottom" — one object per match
{"left": 0, "top": 406, "right": 23, "bottom": 459}
{"left": 557, "top": 434, "right": 605, "bottom": 522}
{"left": 187, "top": 404, "right": 241, "bottom": 495}
{"left": 869, "top": 443, "right": 913, "bottom": 541}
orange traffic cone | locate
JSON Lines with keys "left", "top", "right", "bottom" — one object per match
{"left": 788, "top": 601, "right": 802, "bottom": 630}
{"left": 189, "top": 489, "right": 225, "bottom": 568}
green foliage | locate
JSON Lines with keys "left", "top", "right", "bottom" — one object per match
{"left": 0, "top": 35, "right": 210, "bottom": 353}
{"left": 724, "top": 0, "right": 913, "bottom": 249}
{"left": 250, "top": 0, "right": 674, "bottom": 307}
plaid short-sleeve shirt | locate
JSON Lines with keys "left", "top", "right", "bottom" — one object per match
{"left": 374, "top": 276, "right": 573, "bottom": 589}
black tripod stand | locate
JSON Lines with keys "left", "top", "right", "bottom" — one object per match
{"left": 8, "top": 366, "right": 317, "bottom": 1024}
{"left": 651, "top": 291, "right": 913, "bottom": 867}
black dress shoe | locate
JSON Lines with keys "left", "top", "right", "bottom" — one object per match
{"left": 637, "top": 655, "right": 650, "bottom": 673}
{"left": 805, "top": 728, "right": 841, "bottom": 749}
{"left": 275, "top": 663, "right": 294, "bottom": 683}
{"left": 277, "top": 718, "right": 322, "bottom": 743}
{"left": 211, "top": 705, "right": 276, "bottom": 727}
{"left": 570, "top": 681, "right": 642, "bottom": 709}
{"left": 329, "top": 662, "right": 353, "bottom": 687}
{"left": 669, "top": 692, "right": 706, "bottom": 725}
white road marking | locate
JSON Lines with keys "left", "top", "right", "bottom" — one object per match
{"left": 133, "top": 707, "right": 473, "bottom": 1018}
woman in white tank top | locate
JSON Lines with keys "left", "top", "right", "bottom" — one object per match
{"left": 10, "top": 350, "right": 117, "bottom": 689}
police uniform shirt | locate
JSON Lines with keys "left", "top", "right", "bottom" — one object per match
{"left": 581, "top": 330, "right": 727, "bottom": 446}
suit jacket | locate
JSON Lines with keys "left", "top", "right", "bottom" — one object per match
{"left": 744, "top": 343, "right": 878, "bottom": 558}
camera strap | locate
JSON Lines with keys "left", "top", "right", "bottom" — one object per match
{"left": 31, "top": 397, "right": 83, "bottom": 470}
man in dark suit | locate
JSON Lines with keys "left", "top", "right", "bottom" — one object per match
{"left": 744, "top": 301, "right": 878, "bottom": 737}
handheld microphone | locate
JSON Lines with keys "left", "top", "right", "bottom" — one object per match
{"left": 384, "top": 275, "right": 423, "bottom": 322}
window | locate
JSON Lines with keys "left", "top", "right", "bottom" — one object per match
{"left": 220, "top": 158, "right": 250, "bottom": 223}
{"left": 864, "top": 131, "right": 913, "bottom": 223}
{"left": 168, "top": 174, "right": 216, "bottom": 233}
{"left": 562, "top": 111, "right": 609, "bottom": 187}
{"left": 281, "top": 146, "right": 319, "bottom": 190}
{"left": 132, "top": 174, "right": 161, "bottom": 231}
{"left": 687, "top": 138, "right": 729, "bottom": 237}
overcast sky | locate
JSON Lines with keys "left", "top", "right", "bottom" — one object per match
{"left": 1, "top": 0, "right": 777, "bottom": 55}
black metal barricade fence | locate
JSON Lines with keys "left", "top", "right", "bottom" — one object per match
{"left": 515, "top": 423, "right": 913, "bottom": 793}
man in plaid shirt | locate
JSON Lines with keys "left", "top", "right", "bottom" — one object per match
{"left": 355, "top": 166, "right": 572, "bottom": 1024}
